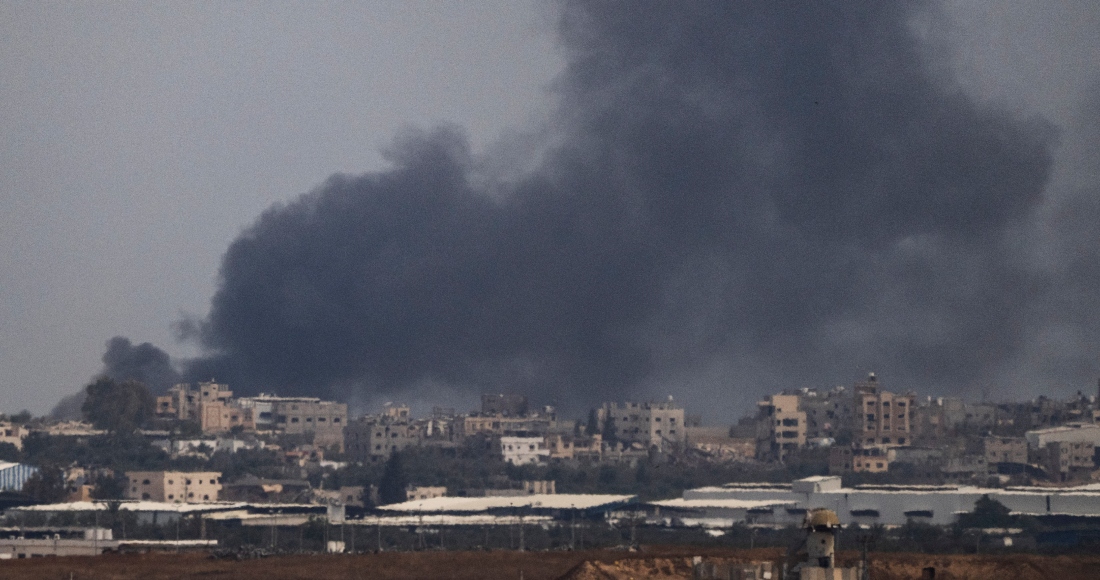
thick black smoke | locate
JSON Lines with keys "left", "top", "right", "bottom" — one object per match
{"left": 100, "top": 336, "right": 180, "bottom": 393}
{"left": 136, "top": 1, "right": 1079, "bottom": 414}
{"left": 53, "top": 336, "right": 180, "bottom": 419}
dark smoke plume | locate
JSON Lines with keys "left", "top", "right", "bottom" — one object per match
{"left": 54, "top": 337, "right": 180, "bottom": 419}
{"left": 115, "top": 1, "right": 1089, "bottom": 415}
{"left": 99, "top": 336, "right": 180, "bottom": 393}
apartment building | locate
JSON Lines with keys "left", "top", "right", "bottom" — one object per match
{"left": 1043, "top": 441, "right": 1096, "bottom": 481}
{"left": 794, "top": 386, "right": 853, "bottom": 441}
{"left": 198, "top": 401, "right": 255, "bottom": 434}
{"left": 125, "top": 471, "right": 222, "bottom": 503}
{"left": 601, "top": 400, "right": 685, "bottom": 451}
{"left": 236, "top": 395, "right": 347, "bottom": 450}
{"left": 755, "top": 394, "right": 806, "bottom": 460}
{"left": 853, "top": 374, "right": 915, "bottom": 448}
{"left": 457, "top": 414, "right": 555, "bottom": 438}
{"left": 983, "top": 436, "right": 1027, "bottom": 466}
{"left": 155, "top": 382, "right": 233, "bottom": 421}
{"left": 344, "top": 416, "right": 421, "bottom": 462}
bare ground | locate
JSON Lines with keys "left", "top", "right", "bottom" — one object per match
{"left": 2, "top": 547, "right": 1099, "bottom": 580}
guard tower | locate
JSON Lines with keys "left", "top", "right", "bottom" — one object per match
{"left": 793, "top": 509, "right": 860, "bottom": 580}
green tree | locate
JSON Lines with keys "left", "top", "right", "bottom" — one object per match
{"left": 81, "top": 377, "right": 154, "bottom": 433}
{"left": 585, "top": 409, "right": 600, "bottom": 436}
{"left": 0, "top": 442, "right": 20, "bottom": 462}
{"left": 91, "top": 471, "right": 128, "bottom": 500}
{"left": 22, "top": 465, "right": 68, "bottom": 503}
{"left": 601, "top": 414, "right": 618, "bottom": 444}
{"left": 378, "top": 451, "right": 408, "bottom": 505}
{"left": 958, "top": 494, "right": 1014, "bottom": 528}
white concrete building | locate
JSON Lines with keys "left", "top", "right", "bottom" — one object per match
{"left": 1026, "top": 423, "right": 1100, "bottom": 449}
{"left": 499, "top": 436, "right": 549, "bottom": 465}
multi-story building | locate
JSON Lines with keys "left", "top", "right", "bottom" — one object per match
{"left": 0, "top": 422, "right": 29, "bottom": 450}
{"left": 457, "top": 413, "right": 555, "bottom": 438}
{"left": 796, "top": 387, "right": 854, "bottom": 441}
{"left": 755, "top": 394, "right": 806, "bottom": 460}
{"left": 237, "top": 395, "right": 347, "bottom": 450}
{"left": 499, "top": 436, "right": 549, "bottom": 465}
{"left": 344, "top": 416, "right": 421, "bottom": 462}
{"left": 125, "top": 471, "right": 222, "bottom": 503}
{"left": 983, "top": 436, "right": 1027, "bottom": 466}
{"left": 1043, "top": 441, "right": 1096, "bottom": 481}
{"left": 601, "top": 400, "right": 685, "bottom": 452}
{"left": 155, "top": 382, "right": 233, "bottom": 421}
{"left": 197, "top": 401, "right": 255, "bottom": 434}
{"left": 853, "top": 374, "right": 914, "bottom": 448}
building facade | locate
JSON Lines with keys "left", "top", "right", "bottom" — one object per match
{"left": 125, "top": 471, "right": 222, "bottom": 503}
{"left": 602, "top": 400, "right": 685, "bottom": 451}
{"left": 500, "top": 436, "right": 549, "bottom": 465}
{"left": 853, "top": 374, "right": 915, "bottom": 448}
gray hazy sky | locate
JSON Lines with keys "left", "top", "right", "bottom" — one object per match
{"left": 1, "top": 1, "right": 561, "bottom": 413}
{"left": 2, "top": 1, "right": 1098, "bottom": 415}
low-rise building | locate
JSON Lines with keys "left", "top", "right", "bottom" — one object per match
{"left": 983, "top": 436, "right": 1027, "bottom": 466}
{"left": 125, "top": 471, "right": 222, "bottom": 503}
{"left": 407, "top": 486, "right": 447, "bottom": 501}
{"left": 0, "top": 422, "right": 29, "bottom": 450}
{"left": 500, "top": 436, "right": 549, "bottom": 465}
{"left": 1026, "top": 423, "right": 1100, "bottom": 450}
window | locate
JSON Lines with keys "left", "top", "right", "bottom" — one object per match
{"left": 866, "top": 414, "right": 875, "bottom": 421}
{"left": 188, "top": 493, "right": 194, "bottom": 498}
{"left": 168, "top": 480, "right": 174, "bottom": 485}
{"left": 291, "top": 417, "right": 299, "bottom": 423}
{"left": 186, "top": 479, "right": 192, "bottom": 484}
{"left": 318, "top": 417, "right": 326, "bottom": 422}
{"left": 168, "top": 494, "right": 174, "bottom": 500}
{"left": 142, "top": 479, "right": 151, "bottom": 485}
{"left": 333, "top": 418, "right": 341, "bottom": 423}
{"left": 203, "top": 495, "right": 209, "bottom": 500}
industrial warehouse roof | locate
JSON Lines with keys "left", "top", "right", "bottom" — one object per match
{"left": 377, "top": 494, "right": 635, "bottom": 513}
{"left": 649, "top": 498, "right": 798, "bottom": 510}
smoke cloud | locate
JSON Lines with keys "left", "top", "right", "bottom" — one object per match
{"left": 105, "top": 1, "right": 1098, "bottom": 416}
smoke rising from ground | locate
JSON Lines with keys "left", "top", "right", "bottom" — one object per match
{"left": 51, "top": 336, "right": 180, "bottom": 419}
{"left": 104, "top": 1, "right": 1098, "bottom": 416}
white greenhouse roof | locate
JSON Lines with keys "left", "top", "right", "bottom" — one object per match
{"left": 12, "top": 501, "right": 246, "bottom": 513}
{"left": 650, "top": 498, "right": 797, "bottom": 510}
{"left": 377, "top": 494, "right": 635, "bottom": 513}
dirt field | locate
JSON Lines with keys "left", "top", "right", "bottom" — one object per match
{"left": 2, "top": 547, "right": 1100, "bottom": 580}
